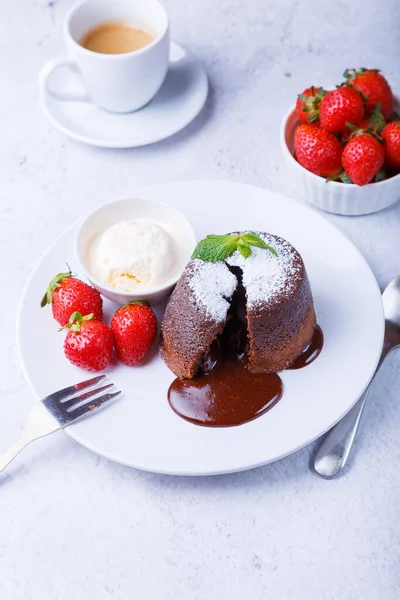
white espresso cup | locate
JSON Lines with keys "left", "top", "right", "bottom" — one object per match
{"left": 40, "top": 0, "right": 170, "bottom": 113}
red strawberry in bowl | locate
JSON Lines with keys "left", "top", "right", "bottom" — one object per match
{"left": 320, "top": 86, "right": 365, "bottom": 133}
{"left": 294, "top": 124, "right": 343, "bottom": 177}
{"left": 111, "top": 301, "right": 157, "bottom": 366}
{"left": 381, "top": 121, "right": 400, "bottom": 168}
{"left": 342, "top": 132, "right": 385, "bottom": 186}
{"left": 41, "top": 267, "right": 103, "bottom": 326}
{"left": 344, "top": 68, "right": 394, "bottom": 120}
{"left": 296, "top": 86, "right": 326, "bottom": 124}
{"left": 63, "top": 312, "right": 114, "bottom": 372}
{"left": 341, "top": 106, "right": 386, "bottom": 143}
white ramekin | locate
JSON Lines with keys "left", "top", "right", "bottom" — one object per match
{"left": 280, "top": 101, "right": 400, "bottom": 216}
{"left": 75, "top": 197, "right": 196, "bottom": 305}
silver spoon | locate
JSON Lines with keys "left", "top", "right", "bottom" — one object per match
{"left": 314, "top": 275, "right": 400, "bottom": 479}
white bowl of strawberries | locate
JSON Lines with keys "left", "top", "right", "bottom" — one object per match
{"left": 281, "top": 68, "right": 400, "bottom": 216}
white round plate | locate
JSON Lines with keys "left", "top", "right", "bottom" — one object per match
{"left": 17, "top": 181, "right": 384, "bottom": 475}
{"left": 39, "top": 43, "right": 208, "bottom": 148}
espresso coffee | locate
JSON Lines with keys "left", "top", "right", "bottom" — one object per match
{"left": 80, "top": 22, "right": 155, "bottom": 54}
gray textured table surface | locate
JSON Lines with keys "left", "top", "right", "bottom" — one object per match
{"left": 1, "top": 0, "right": 400, "bottom": 598}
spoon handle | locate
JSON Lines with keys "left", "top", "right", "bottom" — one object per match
{"left": 313, "top": 347, "right": 390, "bottom": 479}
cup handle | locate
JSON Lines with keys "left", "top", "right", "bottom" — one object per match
{"left": 39, "top": 57, "right": 92, "bottom": 103}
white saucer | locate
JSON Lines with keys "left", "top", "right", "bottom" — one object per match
{"left": 17, "top": 181, "right": 384, "bottom": 476}
{"left": 39, "top": 43, "right": 208, "bottom": 148}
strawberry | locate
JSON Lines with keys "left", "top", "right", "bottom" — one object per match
{"left": 111, "top": 301, "right": 157, "bottom": 366}
{"left": 41, "top": 267, "right": 103, "bottom": 326}
{"left": 63, "top": 312, "right": 114, "bottom": 372}
{"left": 319, "top": 87, "right": 364, "bottom": 133}
{"left": 294, "top": 124, "right": 343, "bottom": 177}
{"left": 296, "top": 86, "right": 326, "bottom": 124}
{"left": 381, "top": 121, "right": 400, "bottom": 168}
{"left": 342, "top": 132, "right": 385, "bottom": 186}
{"left": 341, "top": 107, "right": 386, "bottom": 143}
{"left": 344, "top": 68, "right": 394, "bottom": 120}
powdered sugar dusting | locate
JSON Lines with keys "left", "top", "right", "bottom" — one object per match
{"left": 227, "top": 232, "right": 302, "bottom": 308}
{"left": 188, "top": 258, "right": 237, "bottom": 321}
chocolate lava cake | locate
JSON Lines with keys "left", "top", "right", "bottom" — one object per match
{"left": 160, "top": 232, "right": 316, "bottom": 379}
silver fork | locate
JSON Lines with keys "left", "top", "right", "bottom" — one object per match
{"left": 0, "top": 375, "right": 121, "bottom": 473}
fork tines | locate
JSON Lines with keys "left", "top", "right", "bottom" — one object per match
{"left": 42, "top": 375, "right": 121, "bottom": 427}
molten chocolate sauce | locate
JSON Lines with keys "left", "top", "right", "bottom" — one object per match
{"left": 288, "top": 325, "right": 324, "bottom": 370}
{"left": 168, "top": 318, "right": 283, "bottom": 427}
{"left": 168, "top": 279, "right": 324, "bottom": 428}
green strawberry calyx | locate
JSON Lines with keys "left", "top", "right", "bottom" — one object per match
{"left": 298, "top": 86, "right": 326, "bottom": 123}
{"left": 192, "top": 233, "right": 278, "bottom": 263}
{"left": 128, "top": 300, "right": 148, "bottom": 307}
{"left": 118, "top": 300, "right": 149, "bottom": 312}
{"left": 344, "top": 122, "right": 384, "bottom": 144}
{"left": 366, "top": 104, "right": 386, "bottom": 134}
{"left": 60, "top": 311, "right": 94, "bottom": 333}
{"left": 40, "top": 264, "right": 75, "bottom": 308}
{"left": 325, "top": 171, "right": 354, "bottom": 184}
{"left": 343, "top": 68, "right": 380, "bottom": 81}
{"left": 327, "top": 167, "right": 387, "bottom": 185}
{"left": 374, "top": 168, "right": 387, "bottom": 182}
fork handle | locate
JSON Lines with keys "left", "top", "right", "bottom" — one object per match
{"left": 0, "top": 403, "right": 59, "bottom": 473}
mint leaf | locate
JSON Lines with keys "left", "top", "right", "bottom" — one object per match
{"left": 240, "top": 233, "right": 268, "bottom": 248}
{"left": 192, "top": 232, "right": 278, "bottom": 263}
{"left": 238, "top": 244, "right": 251, "bottom": 258}
{"left": 192, "top": 234, "right": 239, "bottom": 262}
{"left": 240, "top": 233, "right": 278, "bottom": 257}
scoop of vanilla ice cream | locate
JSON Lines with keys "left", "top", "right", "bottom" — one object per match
{"left": 89, "top": 220, "right": 175, "bottom": 292}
